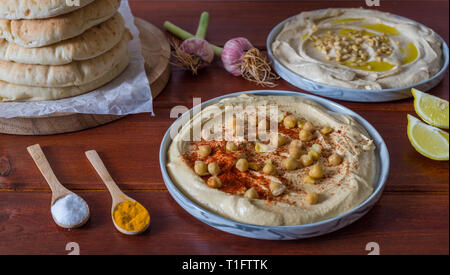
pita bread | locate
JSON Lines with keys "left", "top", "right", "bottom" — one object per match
{"left": 0, "top": 0, "right": 95, "bottom": 19}
{"left": 0, "top": 0, "right": 120, "bottom": 48}
{"left": 0, "top": 51, "right": 130, "bottom": 102}
{"left": 0, "top": 13, "right": 125, "bottom": 65}
{"left": 0, "top": 30, "right": 132, "bottom": 88}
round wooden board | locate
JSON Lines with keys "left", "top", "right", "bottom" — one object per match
{"left": 0, "top": 18, "right": 170, "bottom": 136}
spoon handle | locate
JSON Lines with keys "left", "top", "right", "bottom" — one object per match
{"left": 85, "top": 150, "right": 125, "bottom": 202}
{"left": 27, "top": 144, "right": 67, "bottom": 196}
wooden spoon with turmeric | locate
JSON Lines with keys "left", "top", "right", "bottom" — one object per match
{"left": 85, "top": 150, "right": 150, "bottom": 235}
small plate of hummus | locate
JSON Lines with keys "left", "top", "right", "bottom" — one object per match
{"left": 160, "top": 90, "right": 389, "bottom": 239}
{"left": 268, "top": 8, "right": 449, "bottom": 102}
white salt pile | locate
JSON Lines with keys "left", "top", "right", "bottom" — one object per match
{"left": 51, "top": 194, "right": 89, "bottom": 227}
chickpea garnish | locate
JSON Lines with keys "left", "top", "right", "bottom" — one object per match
{"left": 255, "top": 142, "right": 270, "bottom": 154}
{"left": 305, "top": 192, "right": 319, "bottom": 205}
{"left": 269, "top": 182, "right": 286, "bottom": 196}
{"left": 198, "top": 145, "right": 212, "bottom": 157}
{"left": 288, "top": 139, "right": 302, "bottom": 158}
{"left": 289, "top": 146, "right": 302, "bottom": 159}
{"left": 311, "top": 144, "right": 322, "bottom": 154}
{"left": 271, "top": 134, "right": 288, "bottom": 147}
{"left": 321, "top": 126, "right": 333, "bottom": 135}
{"left": 309, "top": 163, "right": 324, "bottom": 179}
{"left": 226, "top": 141, "right": 238, "bottom": 152}
{"left": 299, "top": 129, "right": 314, "bottom": 142}
{"left": 328, "top": 153, "right": 343, "bottom": 166}
{"left": 194, "top": 160, "right": 208, "bottom": 176}
{"left": 308, "top": 150, "right": 320, "bottom": 161}
{"left": 244, "top": 188, "right": 259, "bottom": 199}
{"left": 283, "top": 115, "right": 298, "bottom": 129}
{"left": 289, "top": 139, "right": 302, "bottom": 150}
{"left": 248, "top": 162, "right": 260, "bottom": 171}
{"left": 304, "top": 176, "right": 316, "bottom": 185}
{"left": 303, "top": 122, "right": 315, "bottom": 132}
{"left": 282, "top": 157, "right": 299, "bottom": 171}
{"left": 263, "top": 162, "right": 276, "bottom": 175}
{"left": 207, "top": 162, "right": 221, "bottom": 176}
{"left": 207, "top": 176, "right": 222, "bottom": 188}
{"left": 236, "top": 158, "right": 249, "bottom": 172}
{"left": 300, "top": 154, "right": 314, "bottom": 167}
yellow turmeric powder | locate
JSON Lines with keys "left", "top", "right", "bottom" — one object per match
{"left": 113, "top": 198, "right": 150, "bottom": 232}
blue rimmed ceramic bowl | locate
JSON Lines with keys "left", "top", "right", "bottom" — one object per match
{"left": 266, "top": 12, "right": 449, "bottom": 102}
{"left": 159, "top": 90, "right": 390, "bottom": 240}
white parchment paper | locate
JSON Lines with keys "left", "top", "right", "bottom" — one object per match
{"left": 0, "top": 0, "right": 154, "bottom": 118}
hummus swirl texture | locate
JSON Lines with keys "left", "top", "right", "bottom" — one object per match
{"left": 272, "top": 8, "right": 443, "bottom": 90}
{"left": 166, "top": 95, "right": 376, "bottom": 226}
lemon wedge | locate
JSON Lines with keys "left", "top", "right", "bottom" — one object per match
{"left": 412, "top": 88, "right": 449, "bottom": 129}
{"left": 407, "top": 115, "right": 449, "bottom": 160}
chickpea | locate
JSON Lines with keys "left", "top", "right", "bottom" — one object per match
{"left": 299, "top": 129, "right": 314, "bottom": 142}
{"left": 289, "top": 139, "right": 303, "bottom": 150}
{"left": 328, "top": 153, "right": 343, "bottom": 165}
{"left": 297, "top": 120, "right": 305, "bottom": 129}
{"left": 308, "top": 150, "right": 320, "bottom": 161}
{"left": 207, "top": 162, "right": 221, "bottom": 176}
{"left": 311, "top": 144, "right": 322, "bottom": 154}
{"left": 305, "top": 192, "right": 319, "bottom": 205}
{"left": 282, "top": 157, "right": 299, "bottom": 171}
{"left": 289, "top": 146, "right": 302, "bottom": 159}
{"left": 309, "top": 163, "right": 324, "bottom": 179}
{"left": 207, "top": 176, "right": 222, "bottom": 188}
{"left": 283, "top": 115, "right": 298, "bottom": 129}
{"left": 321, "top": 126, "right": 333, "bottom": 135}
{"left": 304, "top": 176, "right": 316, "bottom": 185}
{"left": 194, "top": 160, "right": 208, "bottom": 176}
{"left": 269, "top": 181, "right": 286, "bottom": 196}
{"left": 263, "top": 162, "right": 276, "bottom": 175}
{"left": 236, "top": 158, "right": 249, "bottom": 172}
{"left": 300, "top": 154, "right": 314, "bottom": 167}
{"left": 248, "top": 162, "right": 259, "bottom": 171}
{"left": 244, "top": 188, "right": 259, "bottom": 199}
{"left": 226, "top": 141, "right": 238, "bottom": 152}
{"left": 271, "top": 134, "right": 288, "bottom": 147}
{"left": 303, "top": 122, "right": 315, "bottom": 132}
{"left": 255, "top": 143, "right": 268, "bottom": 154}
{"left": 198, "top": 145, "right": 211, "bottom": 157}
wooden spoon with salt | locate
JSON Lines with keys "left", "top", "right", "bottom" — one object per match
{"left": 85, "top": 150, "right": 150, "bottom": 235}
{"left": 27, "top": 144, "right": 90, "bottom": 229}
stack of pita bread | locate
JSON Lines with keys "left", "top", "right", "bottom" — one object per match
{"left": 0, "top": 0, "right": 132, "bottom": 102}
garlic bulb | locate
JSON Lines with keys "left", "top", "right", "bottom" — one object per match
{"left": 221, "top": 37, "right": 253, "bottom": 76}
{"left": 179, "top": 37, "right": 214, "bottom": 67}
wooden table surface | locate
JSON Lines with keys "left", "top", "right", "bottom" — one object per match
{"left": 0, "top": 0, "right": 448, "bottom": 255}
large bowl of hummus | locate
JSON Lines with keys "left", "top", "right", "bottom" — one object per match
{"left": 160, "top": 90, "right": 389, "bottom": 240}
{"left": 268, "top": 8, "right": 449, "bottom": 102}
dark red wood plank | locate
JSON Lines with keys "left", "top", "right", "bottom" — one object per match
{"left": 129, "top": 1, "right": 449, "bottom": 48}
{"left": 0, "top": 0, "right": 448, "bottom": 255}
{"left": 0, "top": 191, "right": 447, "bottom": 255}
